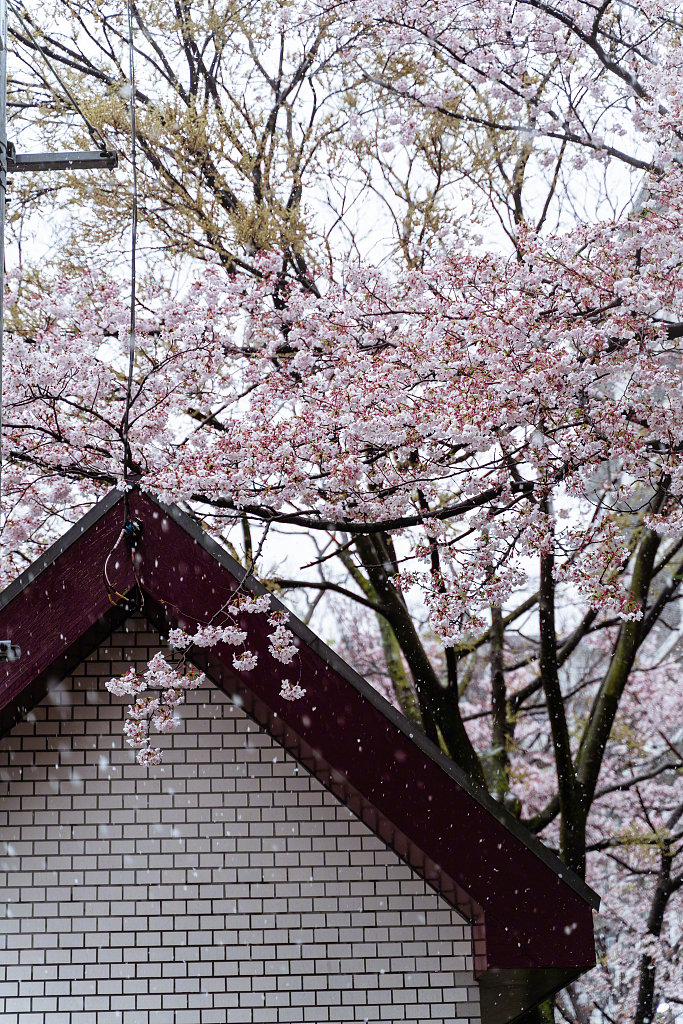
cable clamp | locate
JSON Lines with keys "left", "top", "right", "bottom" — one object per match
{"left": 0, "top": 641, "right": 20, "bottom": 662}
{"left": 123, "top": 518, "right": 143, "bottom": 547}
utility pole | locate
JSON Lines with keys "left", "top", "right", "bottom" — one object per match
{"left": 0, "top": 0, "right": 118, "bottom": 660}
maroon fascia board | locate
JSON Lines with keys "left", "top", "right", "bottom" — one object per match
{"left": 0, "top": 491, "right": 135, "bottom": 735}
{"left": 0, "top": 489, "right": 599, "bottom": 1022}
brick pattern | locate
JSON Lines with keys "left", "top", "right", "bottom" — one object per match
{"left": 0, "top": 618, "right": 481, "bottom": 1024}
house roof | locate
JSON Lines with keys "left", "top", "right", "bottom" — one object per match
{"left": 0, "top": 488, "right": 599, "bottom": 1024}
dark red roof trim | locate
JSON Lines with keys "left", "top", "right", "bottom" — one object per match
{"left": 0, "top": 489, "right": 599, "bottom": 1024}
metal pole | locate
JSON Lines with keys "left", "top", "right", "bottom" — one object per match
{"left": 0, "top": 0, "right": 6, "bottom": 526}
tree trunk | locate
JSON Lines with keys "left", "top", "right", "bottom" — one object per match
{"left": 354, "top": 533, "right": 487, "bottom": 787}
{"left": 516, "top": 1000, "right": 554, "bottom": 1024}
{"left": 489, "top": 603, "right": 513, "bottom": 800}
{"left": 634, "top": 843, "right": 673, "bottom": 1024}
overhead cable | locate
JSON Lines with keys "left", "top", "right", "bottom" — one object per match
{"left": 121, "top": 0, "right": 138, "bottom": 510}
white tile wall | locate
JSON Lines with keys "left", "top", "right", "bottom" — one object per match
{"left": 0, "top": 618, "right": 481, "bottom": 1024}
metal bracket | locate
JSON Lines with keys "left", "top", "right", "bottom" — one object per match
{"left": 0, "top": 640, "right": 20, "bottom": 661}
{"left": 123, "top": 518, "right": 143, "bottom": 547}
{"left": 6, "top": 141, "right": 118, "bottom": 173}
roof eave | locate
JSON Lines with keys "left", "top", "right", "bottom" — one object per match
{"left": 0, "top": 486, "right": 599, "bottom": 1024}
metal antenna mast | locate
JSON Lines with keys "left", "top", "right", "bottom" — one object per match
{"left": 0, "top": 0, "right": 117, "bottom": 660}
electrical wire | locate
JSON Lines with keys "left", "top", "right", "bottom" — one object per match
{"left": 8, "top": 0, "right": 113, "bottom": 154}
{"left": 102, "top": 0, "right": 140, "bottom": 606}
{"left": 0, "top": 0, "right": 7, "bottom": 531}
{"left": 121, "top": 0, "right": 138, "bottom": 516}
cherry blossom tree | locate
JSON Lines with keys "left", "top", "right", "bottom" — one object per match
{"left": 9, "top": 0, "right": 676, "bottom": 270}
{"left": 3, "top": 2, "right": 683, "bottom": 1022}
{"left": 5, "top": 185, "right": 683, "bottom": 1018}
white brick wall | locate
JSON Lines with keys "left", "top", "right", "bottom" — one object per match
{"left": 0, "top": 618, "right": 481, "bottom": 1024}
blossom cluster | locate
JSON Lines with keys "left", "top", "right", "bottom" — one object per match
{"left": 279, "top": 679, "right": 306, "bottom": 701}
{"left": 6, "top": 5, "right": 683, "bottom": 1014}
{"left": 105, "top": 602, "right": 304, "bottom": 764}
{"left": 267, "top": 611, "right": 298, "bottom": 664}
{"left": 105, "top": 652, "right": 205, "bottom": 766}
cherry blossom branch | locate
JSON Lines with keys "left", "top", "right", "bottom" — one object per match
{"left": 192, "top": 481, "right": 535, "bottom": 534}
{"left": 594, "top": 761, "right": 683, "bottom": 801}
{"left": 270, "top": 576, "right": 388, "bottom": 616}
{"left": 577, "top": 520, "right": 664, "bottom": 805}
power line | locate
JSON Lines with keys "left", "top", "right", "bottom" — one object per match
{"left": 0, "top": 0, "right": 7, "bottom": 528}
{"left": 102, "top": 0, "right": 141, "bottom": 606}
{"left": 122, "top": 0, "right": 138, "bottom": 508}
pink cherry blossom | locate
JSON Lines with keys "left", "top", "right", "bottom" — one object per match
{"left": 123, "top": 719, "right": 149, "bottom": 748}
{"left": 232, "top": 651, "right": 258, "bottom": 672}
{"left": 279, "top": 679, "right": 306, "bottom": 701}
{"left": 136, "top": 746, "right": 162, "bottom": 767}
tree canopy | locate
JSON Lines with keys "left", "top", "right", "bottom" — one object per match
{"left": 3, "top": 2, "right": 683, "bottom": 1022}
